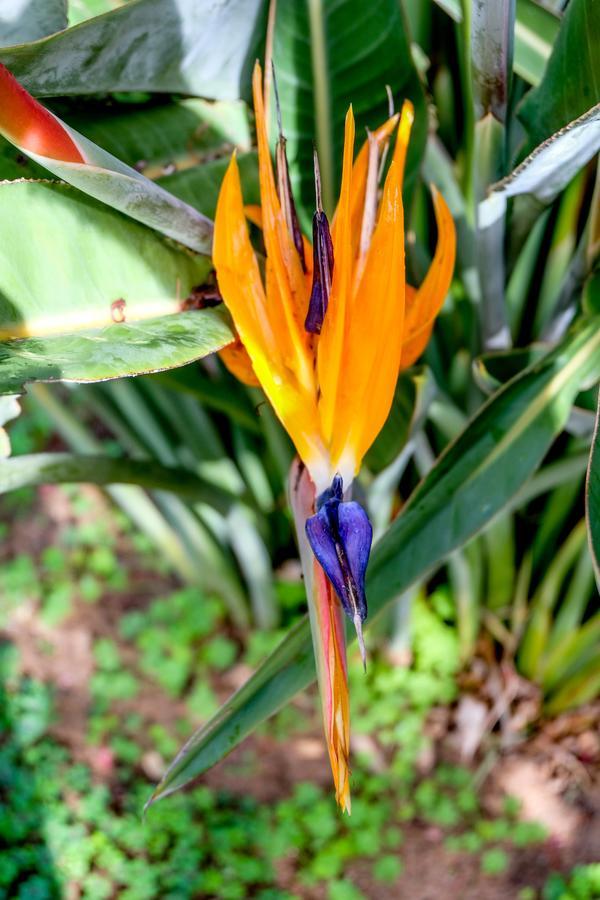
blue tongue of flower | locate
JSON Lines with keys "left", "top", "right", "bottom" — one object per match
{"left": 304, "top": 148, "right": 334, "bottom": 335}
{"left": 305, "top": 474, "right": 372, "bottom": 669}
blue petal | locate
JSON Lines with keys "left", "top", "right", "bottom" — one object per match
{"left": 305, "top": 480, "right": 372, "bottom": 624}
{"left": 305, "top": 209, "right": 334, "bottom": 334}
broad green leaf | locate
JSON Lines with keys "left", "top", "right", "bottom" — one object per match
{"left": 432, "top": 0, "right": 560, "bottom": 86}
{"left": 0, "top": 0, "right": 267, "bottom": 100}
{"left": 513, "top": 0, "right": 560, "bottom": 85}
{"left": 0, "top": 98, "right": 213, "bottom": 252}
{"left": 0, "top": 180, "right": 212, "bottom": 335}
{"left": 0, "top": 180, "right": 233, "bottom": 391}
{"left": 485, "top": 104, "right": 600, "bottom": 211}
{"left": 0, "top": 312, "right": 232, "bottom": 395}
{"left": 271, "top": 0, "right": 427, "bottom": 222}
{"left": 474, "top": 347, "right": 596, "bottom": 440}
{"left": 587, "top": 393, "right": 600, "bottom": 591}
{"left": 68, "top": 0, "right": 125, "bottom": 26}
{"left": 149, "top": 317, "right": 600, "bottom": 804}
{"left": 518, "top": 0, "right": 600, "bottom": 150}
{"left": 0, "top": 451, "right": 236, "bottom": 511}
{"left": 0, "top": 0, "right": 66, "bottom": 46}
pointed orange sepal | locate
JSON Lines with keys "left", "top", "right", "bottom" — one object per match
{"left": 219, "top": 339, "right": 260, "bottom": 387}
{"left": 401, "top": 185, "right": 456, "bottom": 369}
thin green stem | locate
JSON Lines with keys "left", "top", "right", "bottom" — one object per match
{"left": 458, "top": 0, "right": 476, "bottom": 228}
{"left": 308, "top": 0, "right": 334, "bottom": 216}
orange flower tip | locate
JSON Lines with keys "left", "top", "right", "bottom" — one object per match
{"left": 402, "top": 98, "right": 415, "bottom": 121}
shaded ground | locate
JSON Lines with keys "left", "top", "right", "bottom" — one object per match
{"left": 1, "top": 484, "right": 599, "bottom": 899}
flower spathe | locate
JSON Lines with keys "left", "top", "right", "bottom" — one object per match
{"left": 214, "top": 61, "right": 456, "bottom": 809}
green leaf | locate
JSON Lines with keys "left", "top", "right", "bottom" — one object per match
{"left": 148, "top": 317, "right": 600, "bottom": 805}
{"left": 432, "top": 0, "right": 560, "bottom": 87}
{"left": 0, "top": 180, "right": 210, "bottom": 334}
{"left": 487, "top": 104, "right": 600, "bottom": 208}
{"left": 587, "top": 392, "right": 600, "bottom": 591}
{"left": 0, "top": 0, "right": 267, "bottom": 99}
{"left": 0, "top": 0, "right": 66, "bottom": 46}
{"left": 365, "top": 366, "right": 437, "bottom": 473}
{"left": 513, "top": 0, "right": 560, "bottom": 86}
{"left": 518, "top": 0, "right": 600, "bottom": 150}
{"left": 7, "top": 109, "right": 214, "bottom": 253}
{"left": 545, "top": 655, "right": 600, "bottom": 714}
{"left": 68, "top": 0, "right": 125, "bottom": 27}
{"left": 0, "top": 92, "right": 259, "bottom": 248}
{"left": 518, "top": 520, "right": 588, "bottom": 679}
{"left": 271, "top": 0, "right": 427, "bottom": 222}
{"left": 0, "top": 181, "right": 233, "bottom": 391}
{"left": 0, "top": 311, "right": 232, "bottom": 395}
{"left": 473, "top": 346, "right": 548, "bottom": 394}
{"left": 44, "top": 95, "right": 259, "bottom": 224}
{"left": 155, "top": 154, "right": 259, "bottom": 222}
{"left": 0, "top": 452, "right": 236, "bottom": 511}
{"left": 62, "top": 97, "right": 252, "bottom": 172}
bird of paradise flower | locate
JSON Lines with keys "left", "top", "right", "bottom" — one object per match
{"left": 214, "top": 62, "right": 456, "bottom": 811}
{"left": 0, "top": 57, "right": 455, "bottom": 812}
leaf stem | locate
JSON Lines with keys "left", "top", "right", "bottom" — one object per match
{"left": 308, "top": 0, "right": 334, "bottom": 216}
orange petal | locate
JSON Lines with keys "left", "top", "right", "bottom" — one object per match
{"left": 252, "top": 62, "right": 313, "bottom": 392}
{"left": 219, "top": 339, "right": 260, "bottom": 387}
{"left": 245, "top": 203, "right": 313, "bottom": 283}
{"left": 214, "top": 155, "right": 273, "bottom": 357}
{"left": 331, "top": 112, "right": 400, "bottom": 257}
{"left": 317, "top": 107, "right": 356, "bottom": 452}
{"left": 389, "top": 100, "right": 414, "bottom": 195}
{"left": 0, "top": 64, "right": 84, "bottom": 163}
{"left": 331, "top": 138, "right": 406, "bottom": 473}
{"left": 353, "top": 102, "right": 413, "bottom": 291}
{"left": 400, "top": 186, "right": 456, "bottom": 369}
{"left": 244, "top": 204, "right": 263, "bottom": 228}
{"left": 214, "top": 153, "right": 326, "bottom": 475}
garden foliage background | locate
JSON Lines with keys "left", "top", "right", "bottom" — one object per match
{"left": 0, "top": 0, "right": 599, "bottom": 897}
